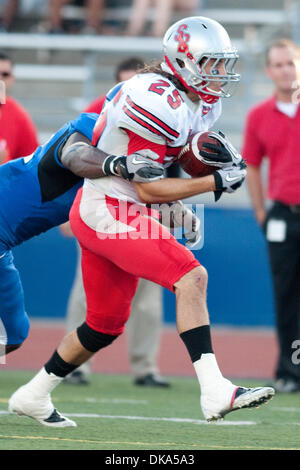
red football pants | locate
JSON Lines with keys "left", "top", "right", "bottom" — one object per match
{"left": 69, "top": 188, "right": 200, "bottom": 335}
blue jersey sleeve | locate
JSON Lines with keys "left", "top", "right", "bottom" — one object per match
{"left": 0, "top": 112, "right": 99, "bottom": 250}
{"left": 105, "top": 82, "right": 124, "bottom": 103}
{"left": 71, "top": 112, "right": 99, "bottom": 142}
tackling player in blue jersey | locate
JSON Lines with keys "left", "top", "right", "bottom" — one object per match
{"left": 0, "top": 109, "right": 164, "bottom": 357}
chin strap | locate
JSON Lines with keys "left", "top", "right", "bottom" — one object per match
{"left": 198, "top": 88, "right": 220, "bottom": 104}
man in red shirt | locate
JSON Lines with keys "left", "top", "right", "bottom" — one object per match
{"left": 0, "top": 51, "right": 39, "bottom": 164}
{"left": 243, "top": 39, "right": 300, "bottom": 393}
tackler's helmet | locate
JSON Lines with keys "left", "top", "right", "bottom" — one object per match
{"left": 161, "top": 16, "right": 240, "bottom": 103}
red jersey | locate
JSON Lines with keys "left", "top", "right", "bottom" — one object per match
{"left": 242, "top": 96, "right": 300, "bottom": 205}
{"left": 0, "top": 96, "right": 39, "bottom": 162}
{"left": 84, "top": 95, "right": 106, "bottom": 115}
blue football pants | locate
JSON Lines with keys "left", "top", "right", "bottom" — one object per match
{"left": 0, "top": 250, "right": 30, "bottom": 345}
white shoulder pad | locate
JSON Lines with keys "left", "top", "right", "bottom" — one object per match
{"left": 116, "top": 73, "right": 189, "bottom": 146}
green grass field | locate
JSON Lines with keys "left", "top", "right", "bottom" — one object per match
{"left": 0, "top": 370, "right": 299, "bottom": 450}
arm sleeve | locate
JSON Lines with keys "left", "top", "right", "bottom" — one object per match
{"left": 242, "top": 109, "right": 265, "bottom": 167}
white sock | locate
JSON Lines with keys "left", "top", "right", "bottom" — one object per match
{"left": 193, "top": 353, "right": 229, "bottom": 391}
{"left": 25, "top": 367, "right": 63, "bottom": 396}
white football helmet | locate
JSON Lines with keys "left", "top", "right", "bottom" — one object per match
{"left": 161, "top": 16, "right": 240, "bottom": 103}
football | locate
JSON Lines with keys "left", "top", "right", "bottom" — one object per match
{"left": 178, "top": 131, "right": 222, "bottom": 177}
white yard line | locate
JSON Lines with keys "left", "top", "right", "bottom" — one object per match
{"left": 66, "top": 413, "right": 256, "bottom": 426}
{"left": 0, "top": 409, "right": 255, "bottom": 425}
{"left": 271, "top": 407, "right": 300, "bottom": 412}
{"left": 85, "top": 398, "right": 148, "bottom": 405}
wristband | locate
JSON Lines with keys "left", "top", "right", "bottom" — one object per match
{"left": 213, "top": 171, "right": 223, "bottom": 191}
{"left": 102, "top": 155, "right": 121, "bottom": 176}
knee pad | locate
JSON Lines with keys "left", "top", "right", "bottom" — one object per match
{"left": 76, "top": 322, "right": 118, "bottom": 353}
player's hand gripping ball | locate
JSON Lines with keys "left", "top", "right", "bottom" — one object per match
{"left": 178, "top": 131, "right": 241, "bottom": 177}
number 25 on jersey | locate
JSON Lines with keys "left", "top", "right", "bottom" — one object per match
{"left": 149, "top": 80, "right": 182, "bottom": 110}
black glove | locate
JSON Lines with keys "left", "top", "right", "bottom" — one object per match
{"left": 199, "top": 131, "right": 242, "bottom": 167}
{"left": 102, "top": 153, "right": 164, "bottom": 183}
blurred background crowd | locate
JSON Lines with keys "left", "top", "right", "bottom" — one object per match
{"left": 0, "top": 0, "right": 202, "bottom": 35}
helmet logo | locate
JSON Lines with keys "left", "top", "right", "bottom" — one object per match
{"left": 174, "top": 24, "right": 190, "bottom": 53}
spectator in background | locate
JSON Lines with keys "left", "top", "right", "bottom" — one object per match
{"left": 243, "top": 39, "right": 300, "bottom": 393}
{"left": 61, "top": 56, "right": 171, "bottom": 386}
{"left": 47, "top": 0, "right": 105, "bottom": 34}
{"left": 0, "top": 51, "right": 39, "bottom": 164}
{"left": 0, "top": 0, "right": 18, "bottom": 32}
{"left": 85, "top": 57, "right": 145, "bottom": 113}
{"left": 125, "top": 0, "right": 201, "bottom": 37}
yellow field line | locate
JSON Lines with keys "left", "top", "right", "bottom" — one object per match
{"left": 0, "top": 434, "right": 299, "bottom": 450}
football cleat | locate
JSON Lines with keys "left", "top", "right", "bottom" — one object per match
{"left": 134, "top": 373, "right": 170, "bottom": 387}
{"left": 8, "top": 385, "right": 77, "bottom": 427}
{"left": 201, "top": 382, "right": 275, "bottom": 422}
